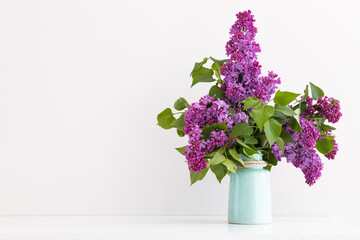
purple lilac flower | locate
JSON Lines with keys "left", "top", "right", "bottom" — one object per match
{"left": 303, "top": 96, "right": 342, "bottom": 124}
{"left": 317, "top": 96, "right": 342, "bottom": 123}
{"left": 184, "top": 95, "right": 229, "bottom": 133}
{"left": 271, "top": 117, "right": 323, "bottom": 186}
{"left": 183, "top": 95, "right": 247, "bottom": 172}
{"left": 225, "top": 82, "right": 243, "bottom": 104}
{"left": 299, "top": 117, "right": 320, "bottom": 148}
{"left": 303, "top": 96, "right": 316, "bottom": 117}
{"left": 296, "top": 148, "right": 324, "bottom": 186}
{"left": 185, "top": 140, "right": 207, "bottom": 172}
{"left": 220, "top": 10, "right": 281, "bottom": 105}
{"left": 210, "top": 130, "right": 229, "bottom": 148}
{"left": 230, "top": 111, "right": 249, "bottom": 127}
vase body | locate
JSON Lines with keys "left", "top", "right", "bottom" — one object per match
{"left": 228, "top": 153, "right": 272, "bottom": 224}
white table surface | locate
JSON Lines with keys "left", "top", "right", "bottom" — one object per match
{"left": 0, "top": 216, "right": 359, "bottom": 240}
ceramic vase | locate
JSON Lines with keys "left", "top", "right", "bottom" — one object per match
{"left": 228, "top": 153, "right": 272, "bottom": 224}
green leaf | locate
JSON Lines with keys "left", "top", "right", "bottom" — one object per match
{"left": 209, "top": 85, "right": 225, "bottom": 99}
{"left": 274, "top": 110, "right": 288, "bottom": 119}
{"left": 190, "top": 57, "right": 208, "bottom": 76}
{"left": 259, "top": 134, "right": 267, "bottom": 147}
{"left": 175, "top": 146, "right": 186, "bottom": 155}
{"left": 244, "top": 135, "right": 258, "bottom": 145}
{"left": 157, "top": 108, "right": 176, "bottom": 129}
{"left": 190, "top": 164, "right": 209, "bottom": 185}
{"left": 229, "top": 147, "right": 246, "bottom": 168}
{"left": 274, "top": 90, "right": 300, "bottom": 106}
{"left": 209, "top": 150, "right": 226, "bottom": 165}
{"left": 221, "top": 159, "right": 236, "bottom": 173}
{"left": 209, "top": 57, "right": 228, "bottom": 66}
{"left": 310, "top": 82, "right": 324, "bottom": 100}
{"left": 243, "top": 147, "right": 258, "bottom": 156}
{"left": 202, "top": 122, "right": 228, "bottom": 139}
{"left": 315, "top": 118, "right": 324, "bottom": 129}
{"left": 212, "top": 63, "right": 221, "bottom": 78}
{"left": 273, "top": 110, "right": 289, "bottom": 125}
{"left": 210, "top": 57, "right": 227, "bottom": 79}
{"left": 236, "top": 139, "right": 258, "bottom": 155}
{"left": 293, "top": 108, "right": 301, "bottom": 124}
{"left": 289, "top": 117, "right": 302, "bottom": 133}
{"left": 320, "top": 123, "right": 336, "bottom": 132}
{"left": 230, "top": 121, "right": 253, "bottom": 138}
{"left": 325, "top": 135, "right": 335, "bottom": 140}
{"left": 205, "top": 151, "right": 217, "bottom": 158}
{"left": 243, "top": 97, "right": 262, "bottom": 110}
{"left": 274, "top": 104, "right": 296, "bottom": 116}
{"left": 241, "top": 149, "right": 257, "bottom": 160}
{"left": 301, "top": 85, "right": 309, "bottom": 101}
{"left": 267, "top": 152, "right": 278, "bottom": 166}
{"left": 264, "top": 119, "right": 282, "bottom": 146}
{"left": 174, "top": 97, "right": 189, "bottom": 111}
{"left": 280, "top": 129, "right": 293, "bottom": 143}
{"left": 177, "top": 129, "right": 185, "bottom": 137}
{"left": 276, "top": 137, "right": 284, "bottom": 154}
{"left": 252, "top": 106, "right": 275, "bottom": 130}
{"left": 316, "top": 138, "right": 334, "bottom": 155}
{"left": 171, "top": 113, "right": 185, "bottom": 130}
{"left": 264, "top": 165, "right": 272, "bottom": 171}
{"left": 191, "top": 67, "right": 215, "bottom": 87}
{"left": 210, "top": 164, "right": 227, "bottom": 183}
{"left": 300, "top": 101, "right": 307, "bottom": 113}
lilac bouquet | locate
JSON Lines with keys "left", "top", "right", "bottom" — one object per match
{"left": 157, "top": 10, "right": 342, "bottom": 186}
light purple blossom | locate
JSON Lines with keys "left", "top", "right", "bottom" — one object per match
{"left": 272, "top": 117, "right": 323, "bottom": 186}
{"left": 183, "top": 95, "right": 247, "bottom": 172}
{"left": 220, "top": 10, "right": 281, "bottom": 105}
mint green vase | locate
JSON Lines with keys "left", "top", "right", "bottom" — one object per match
{"left": 228, "top": 153, "right": 272, "bottom": 224}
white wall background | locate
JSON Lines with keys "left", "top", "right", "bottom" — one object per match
{"left": 0, "top": 0, "right": 359, "bottom": 217}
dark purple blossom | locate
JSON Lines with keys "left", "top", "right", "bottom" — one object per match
{"left": 317, "top": 96, "right": 342, "bottom": 123}
{"left": 303, "top": 96, "right": 342, "bottom": 124}
{"left": 303, "top": 96, "right": 316, "bottom": 117}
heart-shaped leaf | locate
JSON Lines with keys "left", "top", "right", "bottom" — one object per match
{"left": 230, "top": 122, "right": 253, "bottom": 138}
{"left": 252, "top": 106, "right": 275, "bottom": 130}
{"left": 310, "top": 82, "right": 324, "bottom": 100}
{"left": 157, "top": 108, "right": 176, "bottom": 129}
{"left": 264, "top": 119, "right": 282, "bottom": 146}
{"left": 274, "top": 90, "right": 300, "bottom": 106}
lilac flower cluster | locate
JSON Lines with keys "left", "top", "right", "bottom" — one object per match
{"left": 272, "top": 117, "right": 324, "bottom": 186}
{"left": 183, "top": 95, "right": 229, "bottom": 133}
{"left": 317, "top": 97, "right": 342, "bottom": 123}
{"left": 183, "top": 95, "right": 248, "bottom": 172}
{"left": 273, "top": 95, "right": 342, "bottom": 183}
{"left": 304, "top": 96, "right": 342, "bottom": 123}
{"left": 181, "top": 10, "right": 341, "bottom": 185}
{"left": 220, "top": 10, "right": 281, "bottom": 105}
{"left": 301, "top": 95, "right": 341, "bottom": 161}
